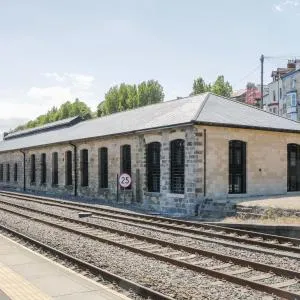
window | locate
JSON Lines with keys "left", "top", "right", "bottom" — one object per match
{"left": 65, "top": 150, "right": 72, "bottom": 186}
{"left": 120, "top": 145, "right": 131, "bottom": 189}
{"left": 170, "top": 139, "right": 185, "bottom": 194}
{"left": 287, "top": 144, "right": 300, "bottom": 191}
{"left": 273, "top": 90, "right": 276, "bottom": 102}
{"left": 80, "top": 149, "right": 89, "bottom": 187}
{"left": 99, "top": 147, "right": 108, "bottom": 188}
{"left": 229, "top": 140, "right": 246, "bottom": 194}
{"left": 146, "top": 142, "right": 161, "bottom": 192}
{"left": 6, "top": 164, "right": 10, "bottom": 182}
{"left": 292, "top": 93, "right": 297, "bottom": 106}
{"left": 14, "top": 163, "right": 18, "bottom": 182}
{"left": 292, "top": 78, "right": 296, "bottom": 89}
{"left": 280, "top": 88, "right": 282, "bottom": 99}
{"left": 30, "top": 154, "right": 36, "bottom": 183}
{"left": 41, "top": 153, "right": 46, "bottom": 184}
{"left": 0, "top": 164, "right": 3, "bottom": 181}
{"left": 120, "top": 145, "right": 131, "bottom": 175}
{"left": 52, "top": 152, "right": 58, "bottom": 185}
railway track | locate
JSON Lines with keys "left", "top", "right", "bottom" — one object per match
{"left": 0, "top": 199, "right": 300, "bottom": 299}
{"left": 0, "top": 225, "right": 173, "bottom": 300}
{"left": 1, "top": 190, "right": 300, "bottom": 255}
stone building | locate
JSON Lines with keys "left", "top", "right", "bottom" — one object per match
{"left": 1, "top": 93, "right": 300, "bottom": 215}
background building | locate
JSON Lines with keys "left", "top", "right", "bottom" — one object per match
{"left": 264, "top": 59, "right": 300, "bottom": 121}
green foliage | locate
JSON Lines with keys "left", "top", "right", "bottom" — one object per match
{"left": 13, "top": 99, "right": 92, "bottom": 132}
{"left": 97, "top": 80, "right": 164, "bottom": 117}
{"left": 192, "top": 77, "right": 209, "bottom": 95}
{"left": 191, "top": 75, "right": 232, "bottom": 97}
{"left": 211, "top": 75, "right": 233, "bottom": 98}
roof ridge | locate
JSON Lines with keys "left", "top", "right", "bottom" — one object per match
{"left": 210, "top": 92, "right": 300, "bottom": 124}
{"left": 191, "top": 92, "right": 210, "bottom": 121}
{"left": 84, "top": 94, "right": 202, "bottom": 124}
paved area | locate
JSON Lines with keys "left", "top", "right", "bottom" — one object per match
{"left": 0, "top": 234, "right": 130, "bottom": 300}
{"left": 238, "top": 194, "right": 300, "bottom": 210}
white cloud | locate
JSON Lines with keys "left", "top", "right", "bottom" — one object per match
{"left": 42, "top": 72, "right": 95, "bottom": 90}
{"left": 273, "top": 0, "right": 299, "bottom": 12}
{"left": 274, "top": 4, "right": 283, "bottom": 11}
{"left": 43, "top": 72, "right": 65, "bottom": 82}
{"left": 0, "top": 72, "right": 96, "bottom": 132}
{"left": 27, "top": 86, "right": 73, "bottom": 108}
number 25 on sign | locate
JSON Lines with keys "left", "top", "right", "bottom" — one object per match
{"left": 119, "top": 173, "right": 131, "bottom": 188}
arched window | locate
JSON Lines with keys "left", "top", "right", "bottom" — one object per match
{"left": 41, "top": 153, "right": 46, "bottom": 184}
{"left": 30, "top": 154, "right": 36, "bottom": 183}
{"left": 170, "top": 139, "right": 185, "bottom": 194}
{"left": 146, "top": 142, "right": 161, "bottom": 192}
{"left": 120, "top": 145, "right": 131, "bottom": 189}
{"left": 229, "top": 140, "right": 246, "bottom": 194}
{"left": 14, "top": 163, "right": 18, "bottom": 182}
{"left": 65, "top": 150, "right": 72, "bottom": 186}
{"left": 0, "top": 164, "right": 3, "bottom": 181}
{"left": 120, "top": 145, "right": 131, "bottom": 175}
{"left": 99, "top": 147, "right": 108, "bottom": 188}
{"left": 6, "top": 164, "right": 10, "bottom": 182}
{"left": 287, "top": 144, "right": 300, "bottom": 191}
{"left": 52, "top": 152, "right": 58, "bottom": 185}
{"left": 80, "top": 149, "right": 89, "bottom": 187}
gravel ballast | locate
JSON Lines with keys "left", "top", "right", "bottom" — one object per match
{"left": 0, "top": 208, "right": 277, "bottom": 300}
{"left": 2, "top": 197, "right": 300, "bottom": 272}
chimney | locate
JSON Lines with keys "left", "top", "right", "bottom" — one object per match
{"left": 287, "top": 60, "right": 296, "bottom": 70}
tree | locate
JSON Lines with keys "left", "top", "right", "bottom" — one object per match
{"left": 246, "top": 82, "right": 256, "bottom": 89}
{"left": 12, "top": 99, "right": 92, "bottom": 132}
{"left": 70, "top": 98, "right": 92, "bottom": 120}
{"left": 192, "top": 77, "right": 209, "bottom": 95}
{"left": 211, "top": 75, "right": 232, "bottom": 97}
{"left": 96, "top": 80, "right": 164, "bottom": 117}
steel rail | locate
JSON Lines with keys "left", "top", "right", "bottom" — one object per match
{"left": 0, "top": 225, "right": 174, "bottom": 300}
{"left": 1, "top": 191, "right": 299, "bottom": 254}
{"left": 2, "top": 190, "right": 299, "bottom": 246}
{"left": 1, "top": 198, "right": 299, "bottom": 279}
{"left": 0, "top": 203, "right": 300, "bottom": 299}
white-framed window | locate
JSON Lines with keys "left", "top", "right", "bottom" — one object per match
{"left": 292, "top": 78, "right": 296, "bottom": 89}
{"left": 292, "top": 93, "right": 297, "bottom": 106}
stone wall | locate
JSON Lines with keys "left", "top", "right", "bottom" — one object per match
{"left": 1, "top": 124, "right": 297, "bottom": 216}
{"left": 0, "top": 125, "right": 204, "bottom": 215}
{"left": 203, "top": 125, "right": 300, "bottom": 202}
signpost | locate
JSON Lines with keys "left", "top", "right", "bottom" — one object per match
{"left": 119, "top": 173, "right": 132, "bottom": 188}
{"left": 119, "top": 173, "right": 131, "bottom": 205}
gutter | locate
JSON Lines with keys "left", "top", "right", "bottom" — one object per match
{"left": 193, "top": 121, "right": 300, "bottom": 134}
{"left": 69, "top": 143, "right": 77, "bottom": 196}
{"left": 19, "top": 150, "right": 26, "bottom": 191}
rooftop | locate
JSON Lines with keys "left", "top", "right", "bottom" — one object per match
{"left": 0, "top": 93, "right": 300, "bottom": 152}
{"left": 4, "top": 116, "right": 82, "bottom": 140}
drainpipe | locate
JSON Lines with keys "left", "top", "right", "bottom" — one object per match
{"left": 20, "top": 150, "right": 26, "bottom": 191}
{"left": 69, "top": 143, "right": 77, "bottom": 196}
{"left": 203, "top": 129, "right": 207, "bottom": 197}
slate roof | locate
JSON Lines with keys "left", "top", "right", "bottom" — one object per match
{"left": 0, "top": 93, "right": 299, "bottom": 153}
{"left": 4, "top": 116, "right": 82, "bottom": 140}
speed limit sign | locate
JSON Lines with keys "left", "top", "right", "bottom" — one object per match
{"left": 119, "top": 173, "right": 131, "bottom": 188}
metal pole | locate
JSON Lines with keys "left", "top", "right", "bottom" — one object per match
{"left": 260, "top": 54, "right": 264, "bottom": 109}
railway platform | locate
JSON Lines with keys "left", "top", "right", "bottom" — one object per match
{"left": 0, "top": 233, "right": 130, "bottom": 300}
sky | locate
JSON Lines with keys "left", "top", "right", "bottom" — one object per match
{"left": 0, "top": 0, "right": 300, "bottom": 134}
